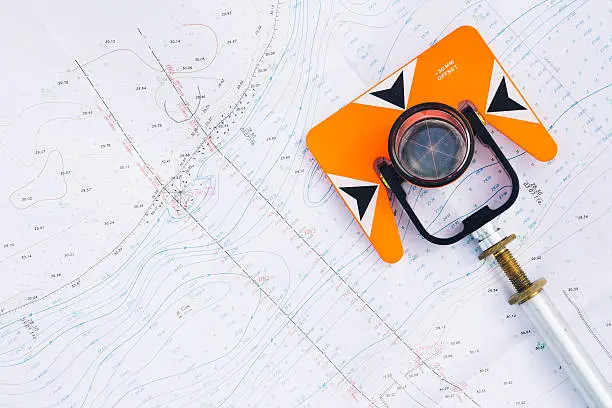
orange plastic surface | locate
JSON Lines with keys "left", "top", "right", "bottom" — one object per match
{"left": 306, "top": 26, "right": 557, "bottom": 263}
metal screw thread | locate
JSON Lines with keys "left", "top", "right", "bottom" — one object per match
{"left": 494, "top": 248, "right": 532, "bottom": 292}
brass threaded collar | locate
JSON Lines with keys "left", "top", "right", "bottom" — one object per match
{"left": 477, "top": 233, "right": 547, "bottom": 305}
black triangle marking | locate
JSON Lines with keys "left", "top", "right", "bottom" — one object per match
{"left": 340, "top": 185, "right": 377, "bottom": 220}
{"left": 370, "top": 71, "right": 404, "bottom": 109}
{"left": 487, "top": 77, "right": 527, "bottom": 113}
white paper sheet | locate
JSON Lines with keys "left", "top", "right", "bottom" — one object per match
{"left": 1, "top": 0, "right": 610, "bottom": 406}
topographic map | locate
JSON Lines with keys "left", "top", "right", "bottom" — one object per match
{"left": 0, "top": 0, "right": 611, "bottom": 407}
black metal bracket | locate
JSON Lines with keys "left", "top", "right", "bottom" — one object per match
{"left": 377, "top": 105, "right": 519, "bottom": 245}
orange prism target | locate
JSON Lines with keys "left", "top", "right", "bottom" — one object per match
{"left": 306, "top": 26, "right": 557, "bottom": 263}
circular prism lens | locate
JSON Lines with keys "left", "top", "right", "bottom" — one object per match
{"left": 389, "top": 103, "right": 474, "bottom": 188}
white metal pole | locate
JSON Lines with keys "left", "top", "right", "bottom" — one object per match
{"left": 521, "top": 291, "right": 612, "bottom": 407}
